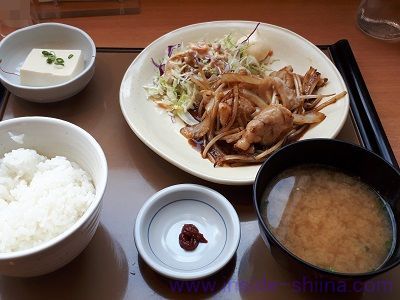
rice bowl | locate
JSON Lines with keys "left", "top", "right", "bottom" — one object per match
{"left": 0, "top": 117, "right": 107, "bottom": 277}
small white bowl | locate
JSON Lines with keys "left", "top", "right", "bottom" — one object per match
{"left": 134, "top": 184, "right": 240, "bottom": 280}
{"left": 0, "top": 117, "right": 108, "bottom": 277}
{"left": 0, "top": 23, "right": 96, "bottom": 102}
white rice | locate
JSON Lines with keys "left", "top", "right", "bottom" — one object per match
{"left": 0, "top": 148, "right": 95, "bottom": 253}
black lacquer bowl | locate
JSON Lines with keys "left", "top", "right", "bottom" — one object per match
{"left": 253, "top": 138, "right": 400, "bottom": 280}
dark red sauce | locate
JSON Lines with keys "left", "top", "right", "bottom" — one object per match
{"left": 179, "top": 224, "right": 208, "bottom": 251}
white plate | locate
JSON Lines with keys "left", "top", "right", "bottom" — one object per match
{"left": 120, "top": 21, "right": 349, "bottom": 185}
{"left": 134, "top": 184, "right": 240, "bottom": 280}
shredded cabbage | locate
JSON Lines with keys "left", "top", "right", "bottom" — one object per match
{"left": 144, "top": 30, "right": 272, "bottom": 125}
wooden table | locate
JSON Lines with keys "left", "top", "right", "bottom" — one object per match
{"left": 1, "top": 1, "right": 399, "bottom": 299}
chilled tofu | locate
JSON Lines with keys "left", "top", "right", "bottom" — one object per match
{"left": 20, "top": 49, "right": 84, "bottom": 86}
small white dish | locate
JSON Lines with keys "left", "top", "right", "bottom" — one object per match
{"left": 120, "top": 21, "right": 349, "bottom": 185}
{"left": 0, "top": 22, "right": 96, "bottom": 102}
{"left": 134, "top": 184, "right": 240, "bottom": 280}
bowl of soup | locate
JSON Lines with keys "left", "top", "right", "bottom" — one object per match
{"left": 253, "top": 138, "right": 400, "bottom": 279}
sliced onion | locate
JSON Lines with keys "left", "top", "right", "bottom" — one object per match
{"left": 178, "top": 111, "right": 200, "bottom": 126}
{"left": 293, "top": 111, "right": 326, "bottom": 124}
{"left": 315, "top": 91, "right": 347, "bottom": 111}
{"left": 221, "top": 73, "right": 264, "bottom": 85}
{"left": 240, "top": 89, "right": 268, "bottom": 109}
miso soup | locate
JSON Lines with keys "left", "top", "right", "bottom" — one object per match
{"left": 260, "top": 165, "right": 395, "bottom": 273}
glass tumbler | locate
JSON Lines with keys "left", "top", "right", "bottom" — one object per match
{"left": 0, "top": 0, "right": 34, "bottom": 38}
{"left": 356, "top": 0, "right": 400, "bottom": 41}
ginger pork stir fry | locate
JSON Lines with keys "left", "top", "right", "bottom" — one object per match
{"left": 145, "top": 28, "right": 347, "bottom": 166}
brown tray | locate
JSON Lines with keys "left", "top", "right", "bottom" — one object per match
{"left": 0, "top": 47, "right": 398, "bottom": 299}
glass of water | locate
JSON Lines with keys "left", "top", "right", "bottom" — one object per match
{"left": 0, "top": 0, "right": 35, "bottom": 39}
{"left": 356, "top": 0, "right": 400, "bottom": 41}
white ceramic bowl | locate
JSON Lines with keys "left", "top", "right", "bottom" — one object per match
{"left": 0, "top": 117, "right": 107, "bottom": 277}
{"left": 134, "top": 184, "right": 240, "bottom": 280}
{"left": 0, "top": 23, "right": 96, "bottom": 102}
